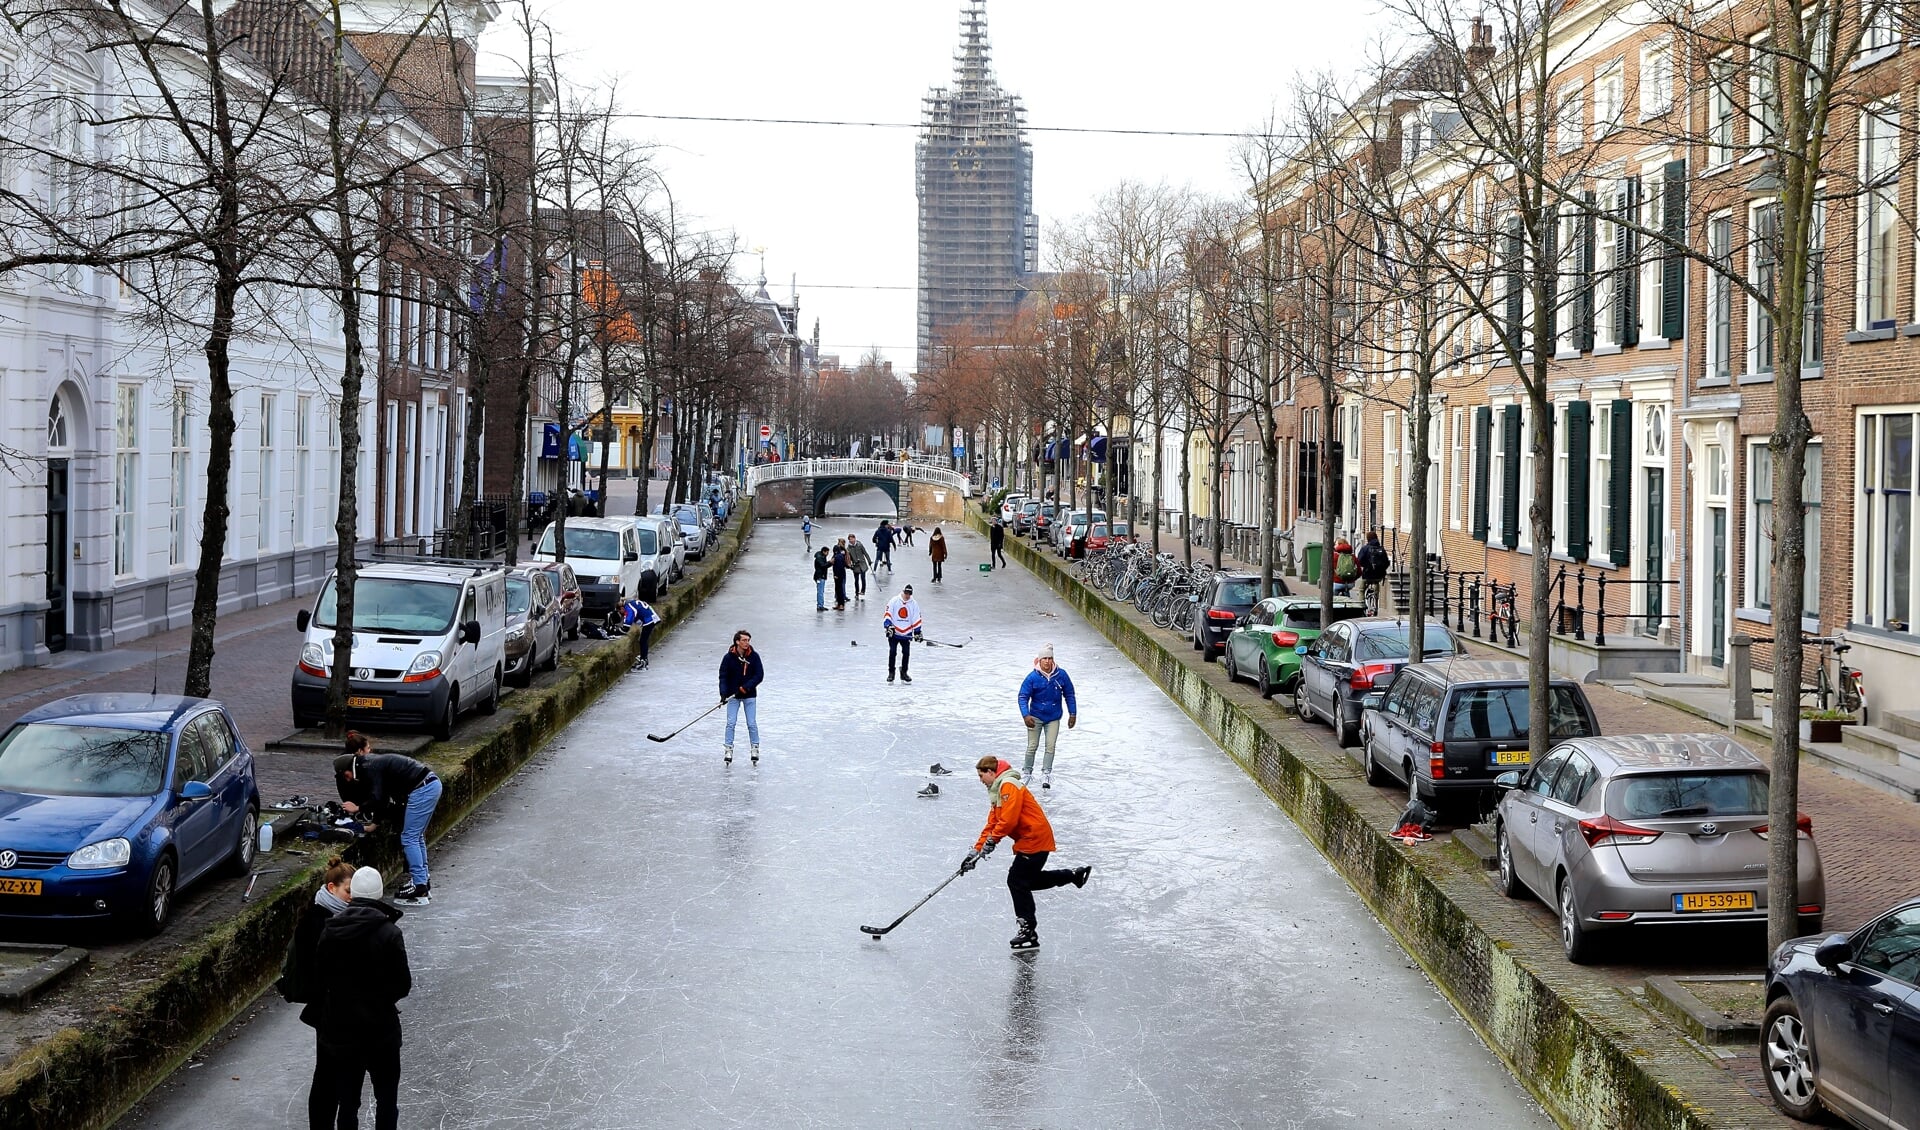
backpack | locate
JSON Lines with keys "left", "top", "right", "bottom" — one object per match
{"left": 1360, "top": 543, "right": 1390, "bottom": 581}
{"left": 1333, "top": 551, "right": 1360, "bottom": 583}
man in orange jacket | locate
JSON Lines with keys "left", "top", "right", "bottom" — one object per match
{"left": 962, "top": 755, "right": 1090, "bottom": 951}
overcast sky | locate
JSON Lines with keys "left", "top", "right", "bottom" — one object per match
{"left": 481, "top": 2, "right": 1391, "bottom": 373}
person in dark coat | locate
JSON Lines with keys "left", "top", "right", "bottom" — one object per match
{"left": 873, "top": 520, "right": 896, "bottom": 572}
{"left": 280, "top": 856, "right": 355, "bottom": 1130}
{"left": 812, "top": 547, "right": 830, "bottom": 610}
{"left": 989, "top": 517, "right": 1008, "bottom": 569}
{"left": 831, "top": 538, "right": 850, "bottom": 609}
{"left": 928, "top": 527, "right": 948, "bottom": 583}
{"left": 333, "top": 735, "right": 440, "bottom": 904}
{"left": 718, "top": 629, "right": 765, "bottom": 763}
{"left": 315, "top": 866, "right": 411, "bottom": 1130}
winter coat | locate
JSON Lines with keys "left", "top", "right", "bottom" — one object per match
{"left": 337, "top": 754, "right": 432, "bottom": 821}
{"left": 718, "top": 648, "right": 765, "bottom": 700}
{"left": 873, "top": 525, "right": 896, "bottom": 551}
{"left": 928, "top": 534, "right": 948, "bottom": 563}
{"left": 1357, "top": 541, "right": 1390, "bottom": 581}
{"left": 1018, "top": 667, "right": 1078, "bottom": 723}
{"left": 278, "top": 892, "right": 342, "bottom": 1027}
{"left": 989, "top": 522, "right": 1006, "bottom": 548}
{"left": 313, "top": 897, "right": 410, "bottom": 1051}
{"left": 812, "top": 551, "right": 830, "bottom": 581}
{"left": 847, "top": 540, "right": 871, "bottom": 572}
{"left": 832, "top": 546, "right": 848, "bottom": 578}
{"left": 974, "top": 768, "right": 1056, "bottom": 854}
{"left": 883, "top": 597, "right": 923, "bottom": 640}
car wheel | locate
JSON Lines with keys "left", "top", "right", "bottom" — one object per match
{"left": 1256, "top": 660, "right": 1274, "bottom": 699}
{"left": 1293, "top": 679, "right": 1315, "bottom": 723}
{"left": 138, "top": 854, "right": 176, "bottom": 936}
{"left": 1363, "top": 738, "right": 1391, "bottom": 786}
{"left": 542, "top": 637, "right": 560, "bottom": 672}
{"left": 224, "top": 804, "right": 259, "bottom": 877}
{"left": 481, "top": 668, "right": 502, "bottom": 715}
{"left": 1496, "top": 825, "right": 1525, "bottom": 898}
{"left": 433, "top": 690, "right": 458, "bottom": 741}
{"left": 509, "top": 655, "right": 531, "bottom": 688}
{"left": 1201, "top": 637, "right": 1217, "bottom": 663}
{"left": 1406, "top": 762, "right": 1421, "bottom": 805}
{"left": 1761, "top": 995, "right": 1823, "bottom": 1121}
{"left": 1221, "top": 647, "right": 1239, "bottom": 683}
{"left": 1336, "top": 692, "right": 1359, "bottom": 747}
{"left": 1558, "top": 877, "right": 1596, "bottom": 964}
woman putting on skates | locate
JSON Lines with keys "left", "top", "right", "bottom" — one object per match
{"left": 961, "top": 755, "right": 1089, "bottom": 951}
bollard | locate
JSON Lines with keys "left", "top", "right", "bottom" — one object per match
{"left": 1729, "top": 634, "right": 1756, "bottom": 721}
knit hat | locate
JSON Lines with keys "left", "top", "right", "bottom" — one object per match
{"left": 1037, "top": 644, "right": 1054, "bottom": 660}
{"left": 350, "top": 866, "right": 384, "bottom": 901}
{"left": 903, "top": 585, "right": 914, "bottom": 595}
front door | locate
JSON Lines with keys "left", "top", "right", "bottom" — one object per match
{"left": 1643, "top": 469, "right": 1664, "bottom": 637}
{"left": 1710, "top": 507, "right": 1728, "bottom": 665}
{"left": 45, "top": 459, "right": 69, "bottom": 653}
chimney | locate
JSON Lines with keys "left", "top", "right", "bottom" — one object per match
{"left": 1467, "top": 16, "right": 1495, "bottom": 67}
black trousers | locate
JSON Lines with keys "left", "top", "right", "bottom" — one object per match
{"left": 992, "top": 544, "right": 1007, "bottom": 567}
{"left": 1007, "top": 850, "right": 1075, "bottom": 924}
{"left": 635, "top": 622, "right": 655, "bottom": 661}
{"left": 327, "top": 1041, "right": 401, "bottom": 1130}
{"left": 853, "top": 568, "right": 867, "bottom": 595}
{"left": 932, "top": 559, "right": 943, "bottom": 582}
{"left": 888, "top": 635, "right": 912, "bottom": 677}
{"left": 308, "top": 1032, "right": 342, "bottom": 1130}
{"left": 834, "top": 573, "right": 848, "bottom": 605}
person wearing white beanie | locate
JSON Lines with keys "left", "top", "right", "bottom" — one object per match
{"left": 1017, "top": 644, "right": 1078, "bottom": 788}
{"left": 314, "top": 864, "right": 411, "bottom": 1128}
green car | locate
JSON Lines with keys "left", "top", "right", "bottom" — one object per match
{"left": 1222, "top": 596, "right": 1368, "bottom": 698}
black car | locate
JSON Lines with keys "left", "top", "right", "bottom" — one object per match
{"left": 1763, "top": 897, "right": 1920, "bottom": 1127}
{"left": 1190, "top": 573, "right": 1289, "bottom": 661}
{"left": 1294, "top": 618, "right": 1465, "bottom": 748}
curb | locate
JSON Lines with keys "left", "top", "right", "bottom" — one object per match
{"left": 0, "top": 502, "right": 755, "bottom": 1130}
{"left": 970, "top": 511, "right": 1781, "bottom": 1130}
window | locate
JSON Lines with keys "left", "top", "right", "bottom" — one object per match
{"left": 1851, "top": 906, "right": 1920, "bottom": 986}
{"left": 1553, "top": 403, "right": 1571, "bottom": 555}
{"left": 1708, "top": 54, "right": 1736, "bottom": 166}
{"left": 1596, "top": 191, "right": 1621, "bottom": 348}
{"left": 1750, "top": 202, "right": 1778, "bottom": 375}
{"left": 322, "top": 403, "right": 338, "bottom": 543}
{"left": 1450, "top": 407, "right": 1465, "bottom": 528}
{"left": 1490, "top": 407, "right": 1510, "bottom": 547}
{"left": 383, "top": 269, "right": 401, "bottom": 363}
{"left": 1859, "top": 101, "right": 1898, "bottom": 331}
{"left": 1638, "top": 173, "right": 1665, "bottom": 339}
{"left": 1402, "top": 110, "right": 1429, "bottom": 165}
{"left": 1863, "top": 4, "right": 1899, "bottom": 55}
{"left": 115, "top": 383, "right": 138, "bottom": 576}
{"left": 1519, "top": 407, "right": 1536, "bottom": 551}
{"left": 1640, "top": 39, "right": 1673, "bottom": 119}
{"left": 1707, "top": 212, "right": 1732, "bottom": 379}
{"left": 1750, "top": 36, "right": 1778, "bottom": 149}
{"left": 295, "top": 395, "right": 311, "bottom": 547}
{"left": 1751, "top": 441, "right": 1822, "bottom": 614}
{"left": 1556, "top": 87, "right": 1584, "bottom": 154}
{"left": 170, "top": 389, "right": 190, "bottom": 567}
{"left": 1594, "top": 60, "right": 1623, "bottom": 135}
{"left": 1807, "top": 199, "right": 1825, "bottom": 368}
{"left": 1555, "top": 205, "right": 1579, "bottom": 353}
{"left": 258, "top": 394, "right": 276, "bottom": 552}
{"left": 1384, "top": 410, "right": 1400, "bottom": 531}
{"left": 1860, "top": 409, "right": 1916, "bottom": 632}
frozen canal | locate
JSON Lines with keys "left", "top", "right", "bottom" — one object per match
{"left": 122, "top": 520, "right": 1547, "bottom": 1130}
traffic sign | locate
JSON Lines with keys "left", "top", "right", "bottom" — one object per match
{"left": 759, "top": 424, "right": 772, "bottom": 439}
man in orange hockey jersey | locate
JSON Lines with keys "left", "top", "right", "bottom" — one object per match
{"left": 962, "top": 755, "right": 1090, "bottom": 951}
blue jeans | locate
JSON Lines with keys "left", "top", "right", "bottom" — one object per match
{"left": 401, "top": 775, "right": 441, "bottom": 886}
{"left": 815, "top": 579, "right": 827, "bottom": 608}
{"left": 726, "top": 697, "right": 759, "bottom": 744}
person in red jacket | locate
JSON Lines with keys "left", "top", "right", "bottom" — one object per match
{"left": 962, "top": 755, "right": 1090, "bottom": 951}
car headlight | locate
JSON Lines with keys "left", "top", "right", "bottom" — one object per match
{"left": 68, "top": 838, "right": 131, "bottom": 871}
{"left": 301, "top": 642, "right": 325, "bottom": 668}
{"left": 508, "top": 626, "right": 526, "bottom": 641}
{"left": 408, "top": 651, "right": 442, "bottom": 676}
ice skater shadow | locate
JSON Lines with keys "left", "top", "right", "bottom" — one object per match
{"left": 978, "top": 952, "right": 1045, "bottom": 1114}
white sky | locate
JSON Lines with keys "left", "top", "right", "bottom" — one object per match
{"left": 482, "top": 2, "right": 1391, "bottom": 373}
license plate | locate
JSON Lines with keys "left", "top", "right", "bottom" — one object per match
{"left": 1675, "top": 891, "right": 1755, "bottom": 913}
{"left": 1493, "top": 749, "right": 1531, "bottom": 765}
{"left": 0, "top": 878, "right": 42, "bottom": 895}
{"left": 347, "top": 696, "right": 384, "bottom": 709}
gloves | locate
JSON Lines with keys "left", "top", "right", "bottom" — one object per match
{"left": 1024, "top": 715, "right": 1036, "bottom": 729}
{"left": 959, "top": 852, "right": 978, "bottom": 874}
{"left": 914, "top": 629, "right": 924, "bottom": 641}
{"left": 979, "top": 838, "right": 998, "bottom": 857}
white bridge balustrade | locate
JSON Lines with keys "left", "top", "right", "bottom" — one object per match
{"left": 744, "top": 458, "right": 973, "bottom": 497}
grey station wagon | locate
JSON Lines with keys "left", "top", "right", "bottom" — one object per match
{"left": 1493, "top": 734, "right": 1827, "bottom": 964}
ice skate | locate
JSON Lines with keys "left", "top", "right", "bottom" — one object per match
{"left": 723, "top": 743, "right": 734, "bottom": 764}
{"left": 751, "top": 743, "right": 760, "bottom": 765}
{"left": 1009, "top": 919, "right": 1039, "bottom": 951}
{"left": 1071, "top": 866, "right": 1091, "bottom": 889}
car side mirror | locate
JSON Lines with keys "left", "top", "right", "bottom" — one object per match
{"left": 461, "top": 619, "right": 482, "bottom": 645}
{"left": 1814, "top": 933, "right": 1854, "bottom": 969}
{"left": 296, "top": 609, "right": 311, "bottom": 632}
{"left": 1492, "top": 771, "right": 1522, "bottom": 791}
{"left": 625, "top": 550, "right": 639, "bottom": 562}
{"left": 1361, "top": 691, "right": 1385, "bottom": 711}
{"left": 179, "top": 780, "right": 213, "bottom": 801}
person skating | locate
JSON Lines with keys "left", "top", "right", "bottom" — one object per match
{"left": 961, "top": 755, "right": 1090, "bottom": 952}
{"left": 989, "top": 517, "right": 1008, "bottom": 569}
{"left": 873, "top": 520, "right": 896, "bottom": 572}
{"left": 313, "top": 866, "right": 411, "bottom": 1130}
{"left": 1017, "top": 644, "right": 1078, "bottom": 789}
{"left": 278, "top": 856, "right": 355, "bottom": 1130}
{"left": 802, "top": 515, "right": 813, "bottom": 552}
{"left": 812, "top": 546, "right": 831, "bottom": 611}
{"left": 718, "top": 629, "right": 764, "bottom": 764}
{"left": 898, "top": 522, "right": 919, "bottom": 547}
{"left": 847, "top": 534, "right": 872, "bottom": 598}
{"left": 832, "top": 538, "right": 850, "bottom": 609}
{"left": 333, "top": 735, "right": 441, "bottom": 904}
{"left": 883, "top": 585, "right": 922, "bottom": 684}
{"left": 629, "top": 598, "right": 662, "bottom": 669}
{"left": 928, "top": 526, "right": 948, "bottom": 584}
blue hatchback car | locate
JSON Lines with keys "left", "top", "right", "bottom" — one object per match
{"left": 0, "top": 694, "right": 259, "bottom": 934}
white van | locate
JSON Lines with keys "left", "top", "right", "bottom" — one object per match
{"left": 635, "top": 514, "right": 686, "bottom": 582}
{"left": 532, "top": 516, "right": 641, "bottom": 618}
{"left": 611, "top": 514, "right": 674, "bottom": 599}
{"left": 291, "top": 561, "right": 507, "bottom": 739}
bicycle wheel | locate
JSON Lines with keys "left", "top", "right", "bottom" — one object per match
{"left": 1151, "top": 594, "right": 1175, "bottom": 629}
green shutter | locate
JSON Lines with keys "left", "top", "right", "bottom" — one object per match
{"left": 1505, "top": 219, "right": 1524, "bottom": 341}
{"left": 1661, "top": 160, "right": 1687, "bottom": 339}
{"left": 1501, "top": 405, "right": 1522, "bottom": 546}
{"left": 1576, "top": 193, "right": 1596, "bottom": 352}
{"left": 1567, "top": 401, "right": 1592, "bottom": 560}
{"left": 1619, "top": 178, "right": 1640, "bottom": 347}
{"left": 1609, "top": 401, "right": 1633, "bottom": 565}
{"left": 1472, "top": 406, "right": 1492, "bottom": 541}
{"left": 1542, "top": 213, "right": 1558, "bottom": 340}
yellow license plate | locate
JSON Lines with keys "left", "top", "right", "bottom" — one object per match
{"left": 1676, "top": 891, "right": 1755, "bottom": 913}
{"left": 0, "top": 878, "right": 43, "bottom": 895}
{"left": 347, "top": 696, "right": 384, "bottom": 709}
{"left": 1494, "top": 750, "right": 1531, "bottom": 765}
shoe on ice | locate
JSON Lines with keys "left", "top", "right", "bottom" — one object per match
{"left": 751, "top": 744, "right": 761, "bottom": 765}
{"left": 887, "top": 672, "right": 895, "bottom": 683}
{"left": 1071, "top": 866, "right": 1092, "bottom": 889}
{"left": 723, "top": 744, "right": 734, "bottom": 764}
{"left": 1008, "top": 919, "right": 1039, "bottom": 951}
{"left": 900, "top": 673, "right": 913, "bottom": 684}
{"left": 394, "top": 882, "right": 431, "bottom": 905}
{"left": 1042, "top": 770, "right": 1053, "bottom": 790}
{"left": 929, "top": 762, "right": 952, "bottom": 775}
{"left": 917, "top": 782, "right": 940, "bottom": 797}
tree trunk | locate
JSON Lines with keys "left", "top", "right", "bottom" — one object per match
{"left": 182, "top": 269, "right": 239, "bottom": 699}
{"left": 1178, "top": 430, "right": 1192, "bottom": 566}
{"left": 1525, "top": 381, "right": 1554, "bottom": 767}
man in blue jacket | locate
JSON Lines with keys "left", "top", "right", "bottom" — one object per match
{"left": 718, "top": 629, "right": 764, "bottom": 764}
{"left": 1017, "top": 644, "right": 1078, "bottom": 789}
{"left": 873, "top": 520, "right": 896, "bottom": 572}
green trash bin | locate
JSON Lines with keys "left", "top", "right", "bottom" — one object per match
{"left": 1302, "top": 542, "right": 1324, "bottom": 586}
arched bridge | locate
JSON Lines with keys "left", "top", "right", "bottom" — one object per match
{"left": 744, "top": 458, "right": 972, "bottom": 518}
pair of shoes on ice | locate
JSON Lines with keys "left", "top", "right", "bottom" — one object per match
{"left": 887, "top": 672, "right": 912, "bottom": 684}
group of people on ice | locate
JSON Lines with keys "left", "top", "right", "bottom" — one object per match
{"left": 808, "top": 517, "right": 950, "bottom": 611}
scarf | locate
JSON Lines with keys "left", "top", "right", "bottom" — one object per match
{"left": 314, "top": 885, "right": 350, "bottom": 915}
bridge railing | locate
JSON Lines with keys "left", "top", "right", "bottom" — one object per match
{"left": 744, "top": 458, "right": 972, "bottom": 497}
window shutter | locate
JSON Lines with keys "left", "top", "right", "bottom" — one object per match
{"left": 1619, "top": 178, "right": 1639, "bottom": 346}
{"left": 1501, "top": 405, "right": 1522, "bottom": 546}
{"left": 1472, "top": 406, "right": 1492, "bottom": 541}
{"left": 1542, "top": 213, "right": 1558, "bottom": 336}
{"left": 1505, "top": 219, "right": 1524, "bottom": 340}
{"left": 1609, "top": 400, "right": 1632, "bottom": 565}
{"left": 1567, "top": 401, "right": 1592, "bottom": 560}
{"left": 1661, "top": 160, "right": 1686, "bottom": 339}
{"left": 1577, "top": 192, "right": 1596, "bottom": 352}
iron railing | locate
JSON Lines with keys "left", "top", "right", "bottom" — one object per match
{"left": 744, "top": 457, "right": 973, "bottom": 497}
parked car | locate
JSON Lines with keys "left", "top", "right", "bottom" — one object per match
{"left": 1222, "top": 596, "right": 1366, "bottom": 698}
{"left": 533, "top": 516, "right": 644, "bottom": 617}
{"left": 999, "top": 493, "right": 1029, "bottom": 524}
{"left": 1492, "top": 733, "right": 1825, "bottom": 963}
{"left": 1085, "top": 521, "right": 1134, "bottom": 552}
{"left": 292, "top": 561, "right": 508, "bottom": 739}
{"left": 1031, "top": 503, "right": 1059, "bottom": 541}
{"left": 1054, "top": 509, "right": 1108, "bottom": 555}
{"left": 637, "top": 514, "right": 686, "bottom": 581}
{"left": 1296, "top": 618, "right": 1468, "bottom": 748}
{"left": 504, "top": 568, "right": 561, "bottom": 687}
{"left": 1358, "top": 658, "right": 1595, "bottom": 805}
{"left": 661, "top": 504, "right": 710, "bottom": 559}
{"left": 529, "top": 561, "right": 582, "bottom": 641}
{"left": 1762, "top": 896, "right": 1920, "bottom": 1126}
{"left": 0, "top": 694, "right": 259, "bottom": 933}
{"left": 1013, "top": 500, "right": 1042, "bottom": 536}
{"left": 613, "top": 515, "right": 672, "bottom": 599}
{"left": 1190, "top": 573, "right": 1291, "bottom": 661}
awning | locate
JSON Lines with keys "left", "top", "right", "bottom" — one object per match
{"left": 1088, "top": 436, "right": 1108, "bottom": 463}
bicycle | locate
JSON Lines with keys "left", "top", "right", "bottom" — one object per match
{"left": 1359, "top": 576, "right": 1383, "bottom": 616}
{"left": 1802, "top": 635, "right": 1867, "bottom": 717}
